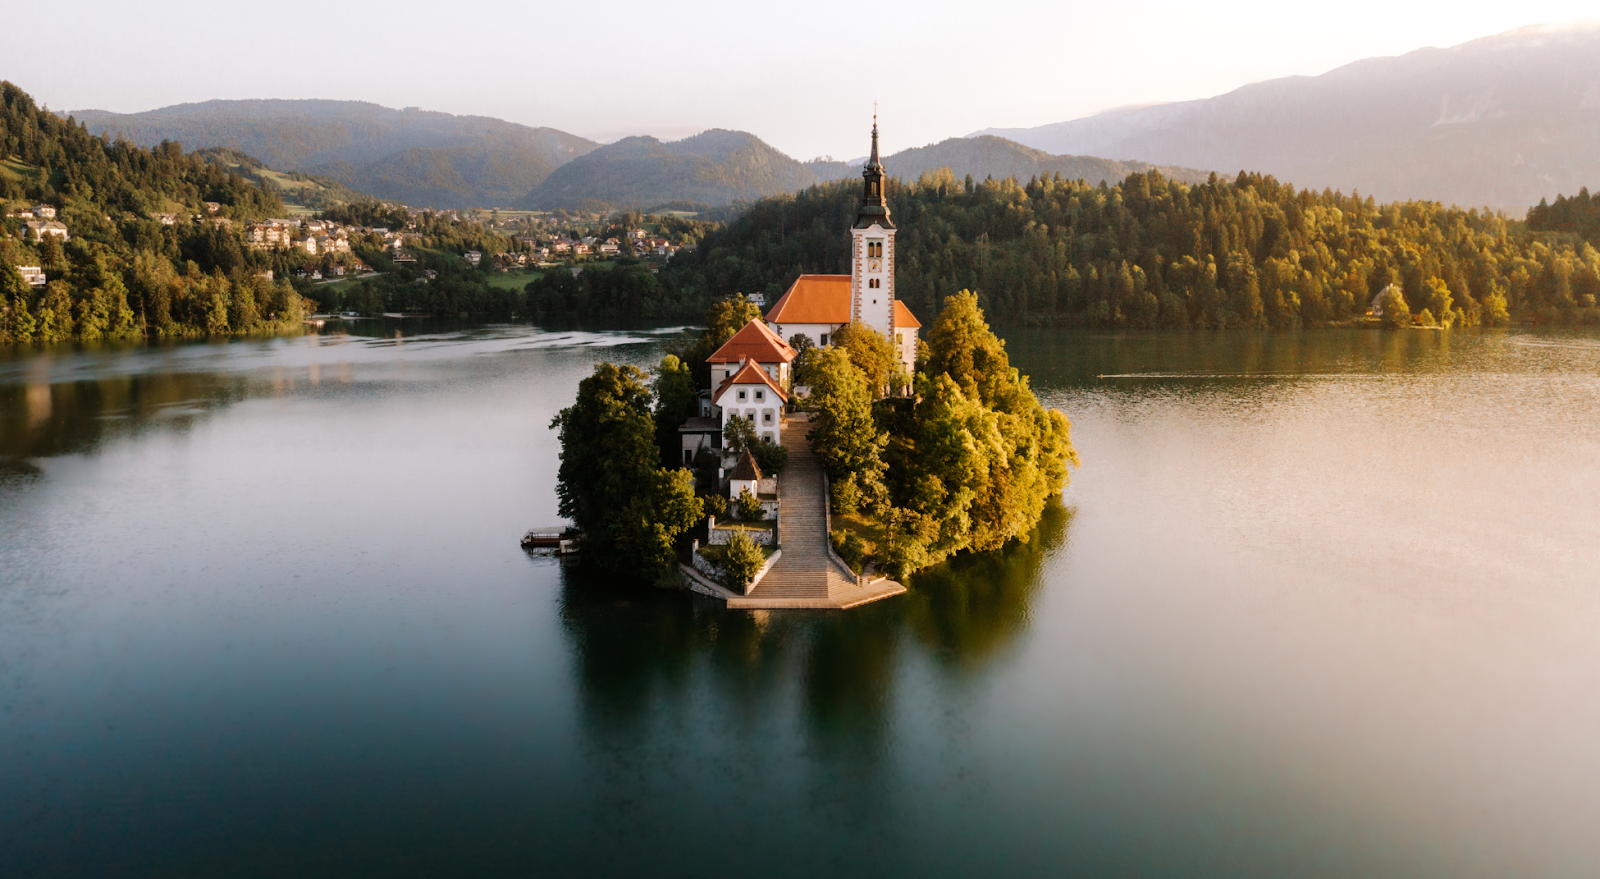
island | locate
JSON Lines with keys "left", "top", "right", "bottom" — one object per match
{"left": 550, "top": 122, "right": 1080, "bottom": 608}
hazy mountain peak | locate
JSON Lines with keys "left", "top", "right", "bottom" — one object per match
{"left": 970, "top": 21, "right": 1600, "bottom": 210}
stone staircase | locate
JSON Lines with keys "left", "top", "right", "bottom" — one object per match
{"left": 742, "top": 414, "right": 853, "bottom": 601}
{"left": 725, "top": 413, "right": 905, "bottom": 609}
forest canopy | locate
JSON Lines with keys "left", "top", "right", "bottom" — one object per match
{"left": 667, "top": 169, "right": 1600, "bottom": 328}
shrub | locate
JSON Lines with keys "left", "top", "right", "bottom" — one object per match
{"left": 703, "top": 494, "right": 728, "bottom": 519}
{"left": 735, "top": 487, "right": 764, "bottom": 521}
{"left": 752, "top": 438, "right": 787, "bottom": 476}
{"left": 720, "top": 531, "right": 765, "bottom": 591}
{"left": 831, "top": 529, "right": 866, "bottom": 573}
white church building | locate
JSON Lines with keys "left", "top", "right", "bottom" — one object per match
{"left": 764, "top": 119, "right": 920, "bottom": 376}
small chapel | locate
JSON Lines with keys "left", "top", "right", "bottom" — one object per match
{"left": 678, "top": 119, "right": 921, "bottom": 470}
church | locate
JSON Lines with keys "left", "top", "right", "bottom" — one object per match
{"left": 764, "top": 119, "right": 920, "bottom": 377}
{"left": 681, "top": 119, "right": 920, "bottom": 464}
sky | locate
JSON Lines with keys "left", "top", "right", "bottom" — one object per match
{"left": 9, "top": 0, "right": 1599, "bottom": 160}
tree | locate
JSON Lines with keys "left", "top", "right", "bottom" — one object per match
{"left": 806, "top": 346, "right": 886, "bottom": 507}
{"left": 735, "top": 487, "right": 764, "bottom": 521}
{"left": 1423, "top": 277, "right": 1456, "bottom": 328}
{"left": 720, "top": 531, "right": 765, "bottom": 591}
{"left": 1378, "top": 285, "right": 1411, "bottom": 328}
{"left": 652, "top": 354, "right": 697, "bottom": 466}
{"left": 871, "top": 292, "right": 1079, "bottom": 576}
{"left": 751, "top": 437, "right": 788, "bottom": 476}
{"left": 723, "top": 412, "right": 757, "bottom": 453}
{"left": 551, "top": 362, "right": 703, "bottom": 581}
{"left": 830, "top": 321, "right": 900, "bottom": 396}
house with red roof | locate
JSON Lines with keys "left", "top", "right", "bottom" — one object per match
{"left": 713, "top": 359, "right": 789, "bottom": 446}
{"left": 706, "top": 317, "right": 797, "bottom": 390}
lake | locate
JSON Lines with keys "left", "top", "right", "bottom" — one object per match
{"left": 3, "top": 324, "right": 1600, "bottom": 877}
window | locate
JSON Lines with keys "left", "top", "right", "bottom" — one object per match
{"left": 867, "top": 241, "right": 883, "bottom": 258}
{"left": 869, "top": 278, "right": 880, "bottom": 289}
{"left": 763, "top": 411, "right": 773, "bottom": 424}
{"left": 737, "top": 390, "right": 747, "bottom": 402}
{"left": 820, "top": 334, "right": 829, "bottom": 346}
{"left": 755, "top": 390, "right": 764, "bottom": 402}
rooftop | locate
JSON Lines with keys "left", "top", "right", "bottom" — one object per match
{"left": 766, "top": 274, "right": 851, "bottom": 325}
{"left": 714, "top": 360, "right": 788, "bottom": 405}
{"left": 727, "top": 449, "right": 762, "bottom": 482}
{"left": 707, "top": 318, "right": 796, "bottom": 364}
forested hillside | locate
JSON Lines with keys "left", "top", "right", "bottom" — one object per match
{"left": 71, "top": 100, "right": 598, "bottom": 208}
{"left": 1528, "top": 188, "right": 1600, "bottom": 246}
{"left": 194, "top": 147, "right": 368, "bottom": 212}
{"left": 0, "top": 81, "right": 314, "bottom": 343}
{"left": 520, "top": 130, "right": 818, "bottom": 211}
{"left": 670, "top": 168, "right": 1600, "bottom": 328}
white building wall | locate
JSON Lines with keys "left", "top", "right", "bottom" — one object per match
{"left": 768, "top": 322, "right": 841, "bottom": 351}
{"left": 715, "top": 383, "right": 782, "bottom": 445}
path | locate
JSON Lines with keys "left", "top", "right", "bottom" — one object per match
{"left": 726, "top": 412, "right": 906, "bottom": 610}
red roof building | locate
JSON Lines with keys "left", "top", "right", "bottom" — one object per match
{"left": 707, "top": 318, "right": 797, "bottom": 390}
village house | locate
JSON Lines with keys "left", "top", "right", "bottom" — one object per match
{"left": 25, "top": 219, "right": 69, "bottom": 242}
{"left": 707, "top": 317, "right": 796, "bottom": 389}
{"left": 152, "top": 213, "right": 178, "bottom": 225}
{"left": 713, "top": 359, "right": 788, "bottom": 446}
{"left": 33, "top": 204, "right": 56, "bottom": 219}
{"left": 463, "top": 250, "right": 482, "bottom": 267}
{"left": 15, "top": 265, "right": 46, "bottom": 287}
{"left": 245, "top": 221, "right": 294, "bottom": 249}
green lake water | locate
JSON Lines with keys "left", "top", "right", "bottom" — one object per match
{"left": 3, "top": 324, "right": 1600, "bottom": 877}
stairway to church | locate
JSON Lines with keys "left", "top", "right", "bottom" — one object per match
{"left": 743, "top": 413, "right": 856, "bottom": 601}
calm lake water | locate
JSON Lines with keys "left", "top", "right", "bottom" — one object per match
{"left": 3, "top": 323, "right": 1600, "bottom": 877}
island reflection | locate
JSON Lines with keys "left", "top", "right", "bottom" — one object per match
{"left": 554, "top": 501, "right": 1072, "bottom": 764}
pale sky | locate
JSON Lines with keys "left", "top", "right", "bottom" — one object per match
{"left": 10, "top": 0, "right": 1598, "bottom": 160}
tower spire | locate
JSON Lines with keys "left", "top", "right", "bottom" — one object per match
{"left": 855, "top": 110, "right": 893, "bottom": 230}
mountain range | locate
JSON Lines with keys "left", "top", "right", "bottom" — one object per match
{"left": 520, "top": 131, "right": 1203, "bottom": 210}
{"left": 66, "top": 23, "right": 1600, "bottom": 215}
{"left": 69, "top": 100, "right": 599, "bottom": 208}
{"left": 974, "top": 21, "right": 1600, "bottom": 212}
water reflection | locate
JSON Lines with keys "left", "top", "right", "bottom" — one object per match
{"left": 556, "top": 501, "right": 1071, "bottom": 762}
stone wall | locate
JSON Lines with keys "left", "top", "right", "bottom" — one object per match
{"left": 708, "top": 525, "right": 776, "bottom": 547}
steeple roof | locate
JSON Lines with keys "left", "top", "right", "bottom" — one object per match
{"left": 854, "top": 118, "right": 894, "bottom": 230}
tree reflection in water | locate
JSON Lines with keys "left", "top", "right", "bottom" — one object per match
{"left": 554, "top": 499, "right": 1073, "bottom": 768}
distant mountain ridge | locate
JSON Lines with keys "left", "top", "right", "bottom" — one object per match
{"left": 523, "top": 130, "right": 1208, "bottom": 211}
{"left": 972, "top": 21, "right": 1600, "bottom": 211}
{"left": 520, "top": 129, "right": 818, "bottom": 210}
{"left": 855, "top": 136, "right": 1210, "bottom": 187}
{"left": 67, "top": 99, "right": 599, "bottom": 208}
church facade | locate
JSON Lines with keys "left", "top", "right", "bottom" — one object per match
{"left": 764, "top": 120, "right": 920, "bottom": 376}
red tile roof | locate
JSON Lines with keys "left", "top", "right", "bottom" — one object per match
{"left": 714, "top": 360, "right": 788, "bottom": 406}
{"left": 893, "top": 300, "right": 922, "bottom": 329}
{"left": 707, "top": 318, "right": 796, "bottom": 364}
{"left": 766, "top": 274, "right": 851, "bottom": 324}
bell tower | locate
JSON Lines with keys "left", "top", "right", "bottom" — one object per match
{"left": 850, "top": 115, "right": 895, "bottom": 339}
